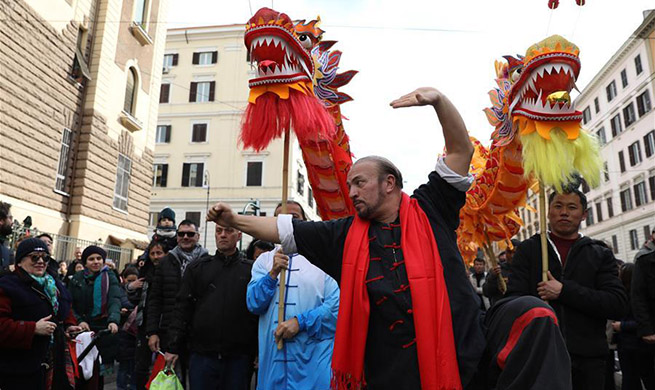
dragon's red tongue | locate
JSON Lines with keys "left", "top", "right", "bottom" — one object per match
{"left": 259, "top": 60, "right": 277, "bottom": 73}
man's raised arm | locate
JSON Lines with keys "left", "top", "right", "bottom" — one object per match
{"left": 207, "top": 203, "right": 280, "bottom": 244}
{"left": 390, "top": 87, "right": 473, "bottom": 176}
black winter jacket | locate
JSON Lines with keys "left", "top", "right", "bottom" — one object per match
{"left": 632, "top": 241, "right": 655, "bottom": 338}
{"left": 168, "top": 251, "right": 258, "bottom": 357}
{"left": 145, "top": 252, "right": 183, "bottom": 343}
{"left": 507, "top": 233, "right": 627, "bottom": 357}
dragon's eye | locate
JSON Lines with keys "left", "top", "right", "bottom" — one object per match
{"left": 298, "top": 34, "right": 312, "bottom": 49}
{"left": 511, "top": 68, "right": 522, "bottom": 82}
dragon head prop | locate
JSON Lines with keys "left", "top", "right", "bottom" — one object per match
{"left": 241, "top": 8, "right": 334, "bottom": 151}
{"left": 486, "top": 35, "right": 601, "bottom": 191}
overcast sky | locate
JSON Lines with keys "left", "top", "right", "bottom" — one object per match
{"left": 167, "top": 0, "right": 653, "bottom": 191}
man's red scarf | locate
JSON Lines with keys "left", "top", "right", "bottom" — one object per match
{"left": 331, "top": 193, "right": 461, "bottom": 390}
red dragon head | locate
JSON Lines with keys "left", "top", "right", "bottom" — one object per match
{"left": 508, "top": 35, "right": 582, "bottom": 140}
{"left": 241, "top": 8, "right": 334, "bottom": 152}
{"left": 245, "top": 8, "right": 317, "bottom": 89}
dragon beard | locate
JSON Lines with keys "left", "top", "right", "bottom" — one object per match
{"left": 241, "top": 83, "right": 335, "bottom": 152}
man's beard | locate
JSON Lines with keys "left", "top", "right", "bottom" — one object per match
{"left": 355, "top": 189, "right": 385, "bottom": 220}
{"left": 0, "top": 224, "right": 12, "bottom": 236}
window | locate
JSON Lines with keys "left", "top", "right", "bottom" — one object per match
{"left": 297, "top": 171, "right": 305, "bottom": 195}
{"left": 597, "top": 127, "right": 606, "bottom": 146}
{"left": 610, "top": 114, "right": 622, "bottom": 137}
{"left": 595, "top": 202, "right": 603, "bottom": 223}
{"left": 585, "top": 205, "right": 594, "bottom": 226}
{"left": 133, "top": 0, "right": 148, "bottom": 27}
{"left": 637, "top": 91, "right": 652, "bottom": 117}
{"left": 645, "top": 131, "right": 655, "bottom": 158}
{"left": 606, "top": 81, "right": 617, "bottom": 102}
{"left": 618, "top": 151, "right": 626, "bottom": 173}
{"left": 645, "top": 226, "right": 651, "bottom": 244}
{"left": 191, "top": 123, "right": 207, "bottom": 143}
{"left": 623, "top": 103, "right": 636, "bottom": 128}
{"left": 635, "top": 55, "right": 643, "bottom": 75}
{"left": 113, "top": 154, "right": 132, "bottom": 211}
{"left": 124, "top": 67, "right": 138, "bottom": 115}
{"left": 634, "top": 181, "right": 647, "bottom": 207}
{"left": 611, "top": 235, "right": 619, "bottom": 254}
{"left": 628, "top": 141, "right": 642, "bottom": 166}
{"left": 594, "top": 97, "right": 600, "bottom": 113}
{"left": 603, "top": 161, "right": 610, "bottom": 182}
{"left": 70, "top": 27, "right": 91, "bottom": 82}
{"left": 308, "top": 187, "right": 314, "bottom": 208}
{"left": 185, "top": 212, "right": 201, "bottom": 229}
{"left": 189, "top": 81, "right": 215, "bottom": 103}
{"left": 159, "top": 83, "right": 170, "bottom": 103}
{"left": 163, "top": 53, "right": 178, "bottom": 69}
{"left": 650, "top": 175, "right": 655, "bottom": 202}
{"left": 629, "top": 229, "right": 639, "bottom": 250}
{"left": 55, "top": 128, "right": 73, "bottom": 193}
{"left": 246, "top": 161, "right": 263, "bottom": 186}
{"left": 156, "top": 125, "right": 171, "bottom": 143}
{"left": 148, "top": 212, "right": 159, "bottom": 227}
{"left": 582, "top": 107, "right": 591, "bottom": 124}
{"left": 607, "top": 197, "right": 614, "bottom": 218}
{"left": 620, "top": 69, "right": 628, "bottom": 88}
{"left": 181, "top": 163, "right": 204, "bottom": 187}
{"left": 153, "top": 164, "right": 168, "bottom": 187}
{"left": 620, "top": 188, "right": 633, "bottom": 212}
{"left": 192, "top": 51, "right": 218, "bottom": 65}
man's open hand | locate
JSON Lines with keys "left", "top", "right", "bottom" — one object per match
{"left": 390, "top": 87, "right": 443, "bottom": 109}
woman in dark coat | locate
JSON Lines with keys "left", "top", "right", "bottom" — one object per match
{"left": 0, "top": 238, "right": 82, "bottom": 390}
{"left": 130, "top": 239, "right": 168, "bottom": 390}
{"left": 68, "top": 245, "right": 122, "bottom": 385}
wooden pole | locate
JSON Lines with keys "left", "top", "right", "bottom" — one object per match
{"left": 539, "top": 180, "right": 549, "bottom": 283}
{"left": 277, "top": 129, "right": 291, "bottom": 350}
{"left": 482, "top": 237, "right": 506, "bottom": 294}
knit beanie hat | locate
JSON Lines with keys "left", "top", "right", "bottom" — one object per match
{"left": 81, "top": 245, "right": 107, "bottom": 264}
{"left": 158, "top": 207, "right": 176, "bottom": 224}
{"left": 16, "top": 237, "right": 50, "bottom": 262}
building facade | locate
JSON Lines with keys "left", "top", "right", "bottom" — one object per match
{"left": 150, "top": 25, "right": 318, "bottom": 253}
{"left": 516, "top": 10, "right": 655, "bottom": 263}
{"left": 1, "top": 0, "right": 168, "bottom": 259}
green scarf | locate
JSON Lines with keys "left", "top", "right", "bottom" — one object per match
{"left": 30, "top": 273, "right": 59, "bottom": 315}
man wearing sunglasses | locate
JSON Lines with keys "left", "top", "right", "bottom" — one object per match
{"left": 146, "top": 220, "right": 207, "bottom": 386}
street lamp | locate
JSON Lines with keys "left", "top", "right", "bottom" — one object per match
{"left": 204, "top": 170, "right": 210, "bottom": 247}
{"left": 238, "top": 200, "right": 260, "bottom": 250}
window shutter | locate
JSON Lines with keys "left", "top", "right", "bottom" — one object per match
{"left": 165, "top": 125, "right": 171, "bottom": 143}
{"left": 200, "top": 124, "right": 207, "bottom": 141}
{"left": 172, "top": 53, "right": 178, "bottom": 66}
{"left": 618, "top": 151, "right": 625, "bottom": 173}
{"left": 195, "top": 163, "right": 204, "bottom": 187}
{"left": 160, "top": 84, "right": 170, "bottom": 103}
{"left": 192, "top": 52, "right": 200, "bottom": 65}
{"left": 628, "top": 146, "right": 635, "bottom": 166}
{"left": 208, "top": 81, "right": 215, "bottom": 102}
{"left": 161, "top": 164, "right": 168, "bottom": 187}
{"left": 620, "top": 192, "right": 627, "bottom": 212}
{"left": 182, "top": 163, "right": 190, "bottom": 186}
{"left": 189, "top": 82, "right": 197, "bottom": 102}
{"left": 634, "top": 185, "right": 642, "bottom": 207}
{"left": 212, "top": 51, "right": 218, "bottom": 64}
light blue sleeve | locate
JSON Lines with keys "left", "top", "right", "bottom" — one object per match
{"left": 296, "top": 274, "right": 340, "bottom": 339}
{"left": 246, "top": 255, "right": 278, "bottom": 315}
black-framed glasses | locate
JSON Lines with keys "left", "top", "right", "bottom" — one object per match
{"left": 177, "top": 231, "right": 197, "bottom": 238}
{"left": 28, "top": 253, "right": 50, "bottom": 264}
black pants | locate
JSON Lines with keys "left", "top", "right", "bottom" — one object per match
{"left": 134, "top": 331, "right": 154, "bottom": 390}
{"left": 0, "top": 370, "right": 46, "bottom": 390}
{"left": 570, "top": 355, "right": 605, "bottom": 390}
{"left": 618, "top": 347, "right": 655, "bottom": 390}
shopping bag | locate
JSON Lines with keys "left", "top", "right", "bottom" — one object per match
{"left": 145, "top": 353, "right": 167, "bottom": 389}
{"left": 149, "top": 369, "right": 184, "bottom": 390}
